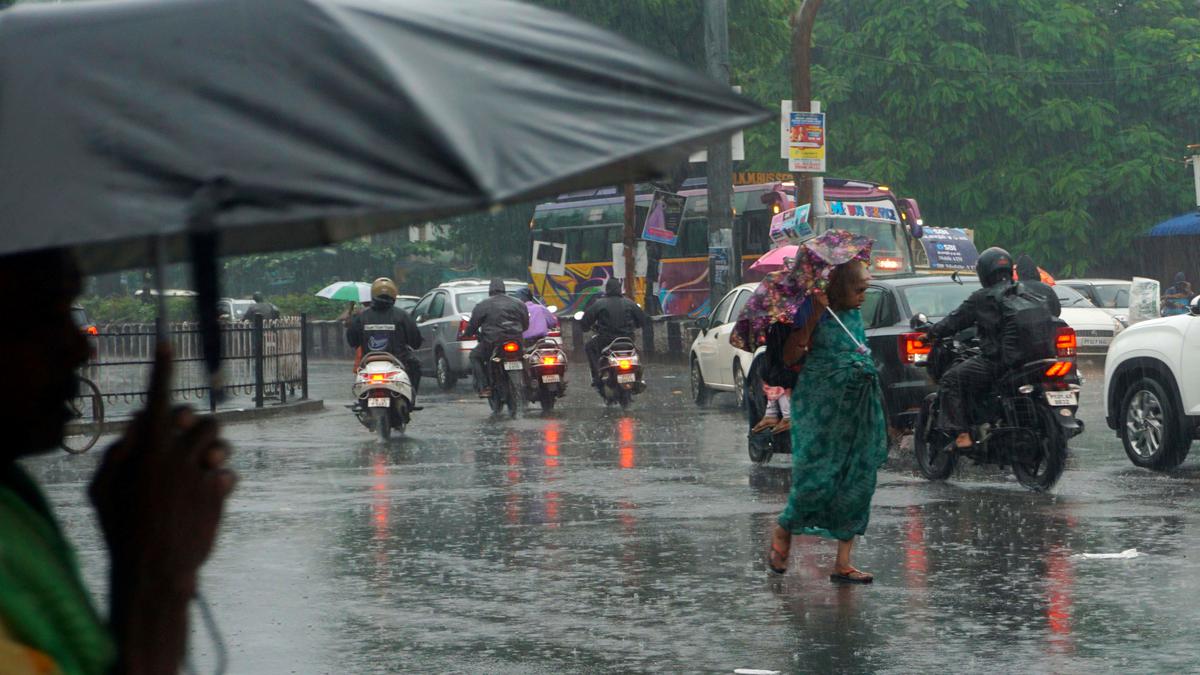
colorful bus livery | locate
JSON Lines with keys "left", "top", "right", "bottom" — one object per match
{"left": 529, "top": 179, "right": 789, "bottom": 317}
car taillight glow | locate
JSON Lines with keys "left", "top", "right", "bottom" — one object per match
{"left": 547, "top": 329, "right": 562, "bottom": 338}
{"left": 1055, "top": 326, "right": 1077, "bottom": 358}
{"left": 503, "top": 341, "right": 520, "bottom": 353}
{"left": 1045, "top": 361, "right": 1073, "bottom": 378}
{"left": 875, "top": 257, "right": 903, "bottom": 271}
{"left": 899, "top": 333, "right": 931, "bottom": 364}
{"left": 86, "top": 326, "right": 98, "bottom": 336}
{"left": 457, "top": 318, "right": 471, "bottom": 340}
{"left": 618, "top": 359, "right": 632, "bottom": 370}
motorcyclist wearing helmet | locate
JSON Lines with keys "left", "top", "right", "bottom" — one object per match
{"left": 580, "top": 278, "right": 648, "bottom": 389}
{"left": 244, "top": 291, "right": 280, "bottom": 322}
{"left": 516, "top": 287, "right": 559, "bottom": 341}
{"left": 466, "top": 279, "right": 529, "bottom": 397}
{"left": 347, "top": 277, "right": 423, "bottom": 400}
{"left": 924, "top": 247, "right": 1018, "bottom": 450}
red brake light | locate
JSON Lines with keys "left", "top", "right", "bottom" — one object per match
{"left": 86, "top": 326, "right": 98, "bottom": 336}
{"left": 547, "top": 329, "right": 562, "bottom": 338}
{"left": 1044, "top": 362, "right": 1073, "bottom": 378}
{"left": 1055, "top": 326, "right": 1076, "bottom": 358}
{"left": 370, "top": 373, "right": 385, "bottom": 383}
{"left": 503, "top": 341, "right": 520, "bottom": 353}
{"left": 900, "top": 333, "right": 931, "bottom": 364}
{"left": 875, "top": 257, "right": 903, "bottom": 271}
{"left": 457, "top": 317, "right": 472, "bottom": 340}
{"left": 542, "top": 356, "right": 557, "bottom": 366}
{"left": 618, "top": 359, "right": 633, "bottom": 370}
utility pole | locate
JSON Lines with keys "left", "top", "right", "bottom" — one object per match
{"left": 705, "top": 0, "right": 733, "bottom": 303}
{"left": 622, "top": 183, "right": 637, "bottom": 301}
{"left": 790, "top": 0, "right": 823, "bottom": 210}
{"left": 1188, "top": 144, "right": 1200, "bottom": 210}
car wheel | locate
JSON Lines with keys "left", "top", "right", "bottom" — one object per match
{"left": 690, "top": 357, "right": 712, "bottom": 407}
{"left": 435, "top": 350, "right": 457, "bottom": 390}
{"left": 1121, "top": 377, "right": 1191, "bottom": 470}
{"left": 732, "top": 363, "right": 746, "bottom": 411}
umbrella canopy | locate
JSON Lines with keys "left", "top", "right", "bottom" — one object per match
{"left": 315, "top": 281, "right": 372, "bottom": 303}
{"left": 749, "top": 245, "right": 799, "bottom": 273}
{"left": 0, "top": 0, "right": 769, "bottom": 273}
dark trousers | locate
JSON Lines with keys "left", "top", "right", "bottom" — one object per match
{"left": 937, "top": 355, "right": 999, "bottom": 433}
{"left": 399, "top": 352, "right": 421, "bottom": 402}
{"left": 585, "top": 334, "right": 627, "bottom": 386}
{"left": 469, "top": 340, "right": 494, "bottom": 391}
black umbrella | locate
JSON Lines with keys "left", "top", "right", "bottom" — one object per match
{"left": 0, "top": 0, "right": 768, "bottom": 392}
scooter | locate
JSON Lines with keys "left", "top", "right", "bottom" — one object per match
{"left": 596, "top": 337, "right": 645, "bottom": 409}
{"left": 909, "top": 313, "right": 1083, "bottom": 491}
{"left": 487, "top": 338, "right": 527, "bottom": 418}
{"left": 525, "top": 337, "right": 567, "bottom": 412}
{"left": 352, "top": 351, "right": 415, "bottom": 440}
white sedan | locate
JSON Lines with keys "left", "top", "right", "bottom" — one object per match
{"left": 689, "top": 283, "right": 757, "bottom": 408}
{"left": 1056, "top": 284, "right": 1125, "bottom": 355}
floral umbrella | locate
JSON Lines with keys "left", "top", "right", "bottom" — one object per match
{"left": 730, "top": 230, "right": 874, "bottom": 351}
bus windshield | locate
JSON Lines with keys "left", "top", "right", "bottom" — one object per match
{"left": 816, "top": 216, "right": 910, "bottom": 275}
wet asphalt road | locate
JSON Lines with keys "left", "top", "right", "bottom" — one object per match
{"left": 25, "top": 359, "right": 1200, "bottom": 673}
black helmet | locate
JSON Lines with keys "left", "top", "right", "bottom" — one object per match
{"left": 515, "top": 287, "right": 533, "bottom": 302}
{"left": 604, "top": 277, "right": 623, "bottom": 296}
{"left": 252, "top": 291, "right": 264, "bottom": 303}
{"left": 976, "top": 247, "right": 1014, "bottom": 287}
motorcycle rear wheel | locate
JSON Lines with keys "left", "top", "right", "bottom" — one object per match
{"left": 913, "top": 394, "right": 957, "bottom": 480}
{"left": 618, "top": 388, "right": 631, "bottom": 410}
{"left": 506, "top": 370, "right": 526, "bottom": 418}
{"left": 1012, "top": 406, "right": 1066, "bottom": 492}
{"left": 372, "top": 407, "right": 391, "bottom": 442}
{"left": 539, "top": 394, "right": 555, "bottom": 412}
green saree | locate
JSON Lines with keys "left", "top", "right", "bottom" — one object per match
{"left": 778, "top": 309, "right": 888, "bottom": 541}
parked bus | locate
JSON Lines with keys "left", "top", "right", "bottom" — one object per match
{"left": 529, "top": 178, "right": 923, "bottom": 317}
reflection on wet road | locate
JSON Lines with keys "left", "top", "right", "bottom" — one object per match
{"left": 27, "top": 360, "right": 1200, "bottom": 672}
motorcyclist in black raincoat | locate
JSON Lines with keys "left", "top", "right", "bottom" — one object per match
{"left": 580, "top": 278, "right": 648, "bottom": 389}
{"left": 466, "top": 278, "right": 529, "bottom": 396}
{"left": 347, "top": 277, "right": 422, "bottom": 401}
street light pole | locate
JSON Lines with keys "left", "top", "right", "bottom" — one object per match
{"left": 705, "top": 0, "right": 733, "bottom": 304}
{"left": 790, "top": 0, "right": 823, "bottom": 210}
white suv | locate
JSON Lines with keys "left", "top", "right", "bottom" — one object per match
{"left": 1104, "top": 295, "right": 1200, "bottom": 469}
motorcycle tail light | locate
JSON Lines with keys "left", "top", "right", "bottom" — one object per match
{"left": 548, "top": 329, "right": 562, "bottom": 338}
{"left": 1044, "top": 361, "right": 1073, "bottom": 378}
{"left": 899, "top": 332, "right": 931, "bottom": 364}
{"left": 618, "top": 359, "right": 632, "bottom": 370}
{"left": 542, "top": 355, "right": 558, "bottom": 366}
{"left": 370, "top": 373, "right": 386, "bottom": 383}
{"left": 503, "top": 341, "right": 520, "bottom": 353}
{"left": 1055, "top": 326, "right": 1076, "bottom": 358}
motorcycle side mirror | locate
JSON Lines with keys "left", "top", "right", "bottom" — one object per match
{"left": 547, "top": 305, "right": 559, "bottom": 314}
{"left": 910, "top": 313, "right": 928, "bottom": 330}
{"left": 573, "top": 311, "right": 585, "bottom": 321}
{"left": 950, "top": 271, "right": 962, "bottom": 285}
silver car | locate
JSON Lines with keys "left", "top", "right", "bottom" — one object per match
{"left": 411, "top": 279, "right": 536, "bottom": 389}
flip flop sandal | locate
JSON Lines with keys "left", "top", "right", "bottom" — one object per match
{"left": 767, "top": 541, "right": 790, "bottom": 575}
{"left": 830, "top": 567, "right": 873, "bottom": 584}
{"left": 752, "top": 417, "right": 780, "bottom": 434}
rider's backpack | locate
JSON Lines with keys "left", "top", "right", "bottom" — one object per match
{"left": 993, "top": 282, "right": 1056, "bottom": 367}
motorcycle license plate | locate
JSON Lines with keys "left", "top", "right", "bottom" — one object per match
{"left": 542, "top": 374, "right": 561, "bottom": 383}
{"left": 367, "top": 397, "right": 390, "bottom": 408}
{"left": 1045, "top": 391, "right": 1077, "bottom": 407}
{"left": 503, "top": 361, "right": 523, "bottom": 371}
{"left": 617, "top": 373, "right": 636, "bottom": 384}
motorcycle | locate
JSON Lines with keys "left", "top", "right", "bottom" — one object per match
{"left": 596, "top": 337, "right": 645, "bottom": 409}
{"left": 352, "top": 351, "right": 415, "bottom": 440}
{"left": 525, "top": 337, "right": 568, "bottom": 412}
{"left": 909, "top": 313, "right": 1083, "bottom": 491}
{"left": 487, "top": 338, "right": 527, "bottom": 418}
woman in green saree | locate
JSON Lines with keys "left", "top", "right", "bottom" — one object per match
{"left": 766, "top": 260, "right": 888, "bottom": 583}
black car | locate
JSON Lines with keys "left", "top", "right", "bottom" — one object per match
{"left": 747, "top": 273, "right": 1080, "bottom": 461}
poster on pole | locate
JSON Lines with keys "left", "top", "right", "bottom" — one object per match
{"left": 641, "top": 190, "right": 687, "bottom": 246}
{"left": 768, "top": 205, "right": 813, "bottom": 245}
{"left": 788, "top": 111, "right": 826, "bottom": 172}
{"left": 531, "top": 240, "right": 566, "bottom": 276}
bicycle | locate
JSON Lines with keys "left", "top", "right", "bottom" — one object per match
{"left": 62, "top": 374, "right": 105, "bottom": 454}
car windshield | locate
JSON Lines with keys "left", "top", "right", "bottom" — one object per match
{"left": 901, "top": 280, "right": 980, "bottom": 319}
{"left": 230, "top": 300, "right": 254, "bottom": 319}
{"left": 454, "top": 289, "right": 526, "bottom": 314}
{"left": 1090, "top": 283, "right": 1131, "bottom": 308}
{"left": 1055, "top": 284, "right": 1095, "bottom": 307}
